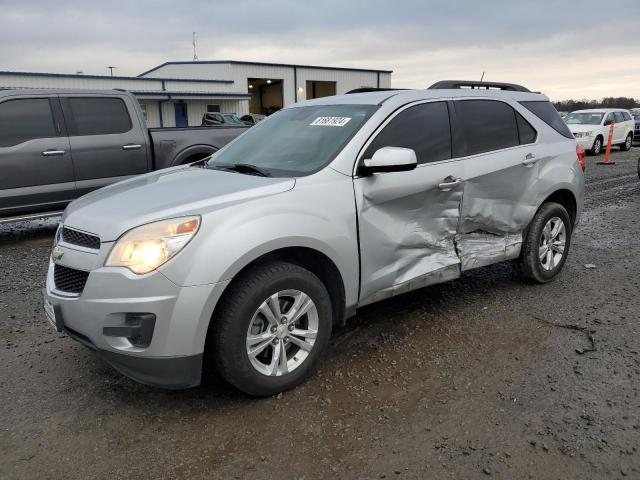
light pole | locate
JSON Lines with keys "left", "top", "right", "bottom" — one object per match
{"left": 107, "top": 66, "right": 117, "bottom": 76}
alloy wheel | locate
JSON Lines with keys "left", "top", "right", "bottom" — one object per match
{"left": 593, "top": 138, "right": 602, "bottom": 154}
{"left": 245, "top": 289, "right": 318, "bottom": 376}
{"left": 539, "top": 217, "right": 566, "bottom": 271}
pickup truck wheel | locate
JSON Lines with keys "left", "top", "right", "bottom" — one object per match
{"left": 590, "top": 136, "right": 603, "bottom": 155}
{"left": 521, "top": 202, "right": 572, "bottom": 284}
{"left": 212, "top": 261, "right": 332, "bottom": 396}
{"left": 620, "top": 133, "right": 633, "bottom": 151}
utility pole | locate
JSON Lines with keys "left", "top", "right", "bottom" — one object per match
{"left": 192, "top": 32, "right": 198, "bottom": 61}
{"left": 480, "top": 71, "right": 485, "bottom": 81}
{"left": 107, "top": 66, "right": 117, "bottom": 76}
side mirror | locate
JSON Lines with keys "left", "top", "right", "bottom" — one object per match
{"left": 359, "top": 147, "right": 418, "bottom": 176}
{"left": 604, "top": 119, "right": 612, "bottom": 126}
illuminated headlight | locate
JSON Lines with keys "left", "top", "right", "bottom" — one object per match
{"left": 105, "top": 216, "right": 200, "bottom": 274}
{"left": 574, "top": 131, "right": 594, "bottom": 138}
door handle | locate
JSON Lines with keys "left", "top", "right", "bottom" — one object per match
{"left": 122, "top": 144, "right": 142, "bottom": 150}
{"left": 41, "top": 150, "right": 65, "bottom": 156}
{"left": 522, "top": 153, "right": 539, "bottom": 166}
{"left": 438, "top": 177, "right": 462, "bottom": 191}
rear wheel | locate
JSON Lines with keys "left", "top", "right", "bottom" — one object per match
{"left": 590, "top": 136, "right": 603, "bottom": 155}
{"left": 620, "top": 133, "right": 633, "bottom": 151}
{"left": 212, "top": 261, "right": 332, "bottom": 396}
{"left": 521, "top": 202, "right": 572, "bottom": 283}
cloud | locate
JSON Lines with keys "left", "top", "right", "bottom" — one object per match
{"left": 0, "top": 0, "right": 638, "bottom": 100}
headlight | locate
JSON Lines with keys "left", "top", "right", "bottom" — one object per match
{"left": 53, "top": 223, "right": 63, "bottom": 247}
{"left": 105, "top": 216, "right": 200, "bottom": 274}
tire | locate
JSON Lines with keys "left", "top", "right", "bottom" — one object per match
{"left": 521, "top": 202, "right": 572, "bottom": 284}
{"left": 620, "top": 133, "right": 633, "bottom": 151}
{"left": 637, "top": 157, "right": 640, "bottom": 180}
{"left": 590, "top": 136, "right": 603, "bottom": 155}
{"left": 212, "top": 261, "right": 333, "bottom": 396}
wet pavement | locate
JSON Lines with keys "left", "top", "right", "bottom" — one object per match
{"left": 1, "top": 150, "right": 639, "bottom": 479}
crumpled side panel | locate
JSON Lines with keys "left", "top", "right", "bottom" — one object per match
{"left": 359, "top": 264, "right": 460, "bottom": 306}
{"left": 455, "top": 231, "right": 522, "bottom": 271}
{"left": 357, "top": 182, "right": 463, "bottom": 301}
{"left": 458, "top": 163, "right": 539, "bottom": 235}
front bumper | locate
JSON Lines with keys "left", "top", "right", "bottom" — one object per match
{"left": 574, "top": 135, "right": 597, "bottom": 149}
{"left": 43, "top": 241, "right": 229, "bottom": 389}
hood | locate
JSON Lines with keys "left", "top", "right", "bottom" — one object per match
{"left": 63, "top": 166, "right": 295, "bottom": 241}
{"left": 567, "top": 124, "right": 602, "bottom": 133}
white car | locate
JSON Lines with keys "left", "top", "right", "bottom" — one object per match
{"left": 565, "top": 109, "right": 634, "bottom": 155}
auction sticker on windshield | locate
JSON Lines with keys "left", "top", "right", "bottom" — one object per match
{"left": 310, "top": 117, "right": 352, "bottom": 127}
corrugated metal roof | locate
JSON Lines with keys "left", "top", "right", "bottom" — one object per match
{"left": 0, "top": 70, "right": 233, "bottom": 84}
{"left": 139, "top": 60, "right": 393, "bottom": 77}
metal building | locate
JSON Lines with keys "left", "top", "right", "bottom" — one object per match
{"left": 0, "top": 61, "right": 392, "bottom": 128}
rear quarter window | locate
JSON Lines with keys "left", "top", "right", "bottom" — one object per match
{"left": 519, "top": 101, "right": 573, "bottom": 138}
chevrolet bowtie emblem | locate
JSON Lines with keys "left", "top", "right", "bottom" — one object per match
{"left": 52, "top": 247, "right": 64, "bottom": 261}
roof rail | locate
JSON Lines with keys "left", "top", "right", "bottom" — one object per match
{"left": 428, "top": 80, "right": 530, "bottom": 93}
{"left": 345, "top": 87, "right": 408, "bottom": 94}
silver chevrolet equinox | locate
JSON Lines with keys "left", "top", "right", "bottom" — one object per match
{"left": 44, "top": 80, "right": 585, "bottom": 396}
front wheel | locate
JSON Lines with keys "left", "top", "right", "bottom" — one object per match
{"left": 212, "top": 261, "right": 333, "bottom": 396}
{"left": 590, "top": 136, "right": 603, "bottom": 155}
{"left": 521, "top": 202, "right": 572, "bottom": 283}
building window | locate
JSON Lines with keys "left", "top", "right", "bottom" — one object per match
{"left": 207, "top": 104, "right": 221, "bottom": 113}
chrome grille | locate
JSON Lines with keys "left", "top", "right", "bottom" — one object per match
{"left": 61, "top": 227, "right": 100, "bottom": 250}
{"left": 53, "top": 264, "right": 90, "bottom": 294}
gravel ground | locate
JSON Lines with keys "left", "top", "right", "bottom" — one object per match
{"left": 1, "top": 149, "right": 639, "bottom": 480}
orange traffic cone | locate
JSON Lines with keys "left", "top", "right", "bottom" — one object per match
{"left": 597, "top": 121, "right": 616, "bottom": 165}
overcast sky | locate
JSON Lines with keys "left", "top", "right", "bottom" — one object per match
{"left": 1, "top": 0, "right": 638, "bottom": 101}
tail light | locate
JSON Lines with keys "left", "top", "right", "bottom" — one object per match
{"left": 576, "top": 144, "right": 586, "bottom": 171}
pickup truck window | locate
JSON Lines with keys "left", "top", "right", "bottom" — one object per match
{"left": 207, "top": 104, "right": 377, "bottom": 177}
{"left": 67, "top": 97, "right": 132, "bottom": 136}
{"left": 0, "top": 98, "right": 57, "bottom": 148}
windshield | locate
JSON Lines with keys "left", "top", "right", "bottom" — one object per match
{"left": 223, "top": 114, "right": 243, "bottom": 124}
{"left": 565, "top": 112, "right": 604, "bottom": 125}
{"left": 207, "top": 104, "right": 377, "bottom": 177}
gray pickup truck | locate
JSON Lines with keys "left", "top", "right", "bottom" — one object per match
{"left": 0, "top": 89, "right": 248, "bottom": 220}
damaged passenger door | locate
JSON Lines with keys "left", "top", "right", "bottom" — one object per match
{"left": 453, "top": 99, "right": 541, "bottom": 271}
{"left": 354, "top": 101, "right": 465, "bottom": 306}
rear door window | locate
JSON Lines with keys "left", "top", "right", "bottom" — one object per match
{"left": 0, "top": 98, "right": 57, "bottom": 147}
{"left": 519, "top": 101, "right": 573, "bottom": 138}
{"left": 614, "top": 112, "right": 625, "bottom": 123}
{"left": 621, "top": 112, "right": 632, "bottom": 122}
{"left": 455, "top": 100, "right": 519, "bottom": 155}
{"left": 66, "top": 97, "right": 132, "bottom": 136}
{"left": 364, "top": 101, "right": 452, "bottom": 164}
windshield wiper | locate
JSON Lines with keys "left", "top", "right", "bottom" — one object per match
{"left": 211, "top": 163, "right": 271, "bottom": 177}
